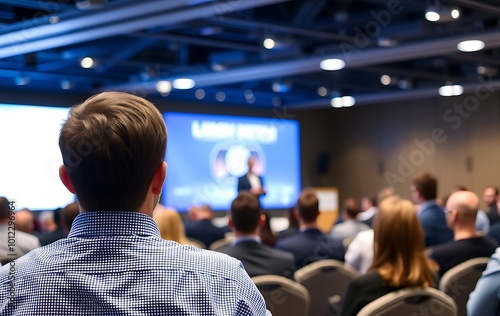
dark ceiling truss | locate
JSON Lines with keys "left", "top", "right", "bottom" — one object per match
{"left": 0, "top": 0, "right": 498, "bottom": 108}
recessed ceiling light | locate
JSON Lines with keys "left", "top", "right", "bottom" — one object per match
{"left": 263, "top": 38, "right": 275, "bottom": 50}
{"left": 330, "top": 95, "right": 355, "bottom": 108}
{"left": 451, "top": 9, "right": 460, "bottom": 19}
{"left": 320, "top": 58, "right": 345, "bottom": 71}
{"left": 156, "top": 80, "right": 172, "bottom": 95}
{"left": 215, "top": 91, "right": 226, "bottom": 102}
{"left": 425, "top": 11, "right": 440, "bottom": 22}
{"left": 457, "top": 40, "right": 485, "bottom": 52}
{"left": 439, "top": 83, "right": 463, "bottom": 96}
{"left": 380, "top": 75, "right": 392, "bottom": 86}
{"left": 172, "top": 78, "right": 195, "bottom": 89}
{"left": 317, "top": 87, "right": 328, "bottom": 97}
{"left": 80, "top": 57, "right": 94, "bottom": 69}
{"left": 195, "top": 88, "right": 205, "bottom": 99}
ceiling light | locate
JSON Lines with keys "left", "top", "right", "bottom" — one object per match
{"left": 172, "top": 78, "right": 195, "bottom": 89}
{"left": 425, "top": 11, "right": 440, "bottom": 22}
{"left": 263, "top": 38, "right": 276, "bottom": 50}
{"left": 380, "top": 75, "right": 392, "bottom": 86}
{"left": 195, "top": 89, "right": 205, "bottom": 99}
{"left": 80, "top": 57, "right": 94, "bottom": 69}
{"left": 457, "top": 40, "right": 485, "bottom": 52}
{"left": 317, "top": 87, "right": 328, "bottom": 97}
{"left": 215, "top": 91, "right": 226, "bottom": 102}
{"left": 272, "top": 81, "right": 291, "bottom": 93}
{"left": 451, "top": 9, "right": 460, "bottom": 19}
{"left": 60, "top": 79, "right": 73, "bottom": 90}
{"left": 320, "top": 58, "right": 345, "bottom": 71}
{"left": 244, "top": 89, "right": 254, "bottom": 98}
{"left": 156, "top": 80, "right": 172, "bottom": 95}
{"left": 439, "top": 83, "right": 463, "bottom": 96}
{"left": 49, "top": 16, "right": 60, "bottom": 24}
{"left": 330, "top": 95, "right": 355, "bottom": 108}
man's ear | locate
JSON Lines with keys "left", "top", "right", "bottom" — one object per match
{"left": 152, "top": 161, "right": 167, "bottom": 195}
{"left": 228, "top": 217, "right": 234, "bottom": 229}
{"left": 59, "top": 165, "right": 76, "bottom": 194}
{"left": 258, "top": 214, "right": 266, "bottom": 228}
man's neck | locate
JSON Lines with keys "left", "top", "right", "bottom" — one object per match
{"left": 299, "top": 223, "right": 318, "bottom": 230}
{"left": 454, "top": 226, "right": 478, "bottom": 241}
{"left": 233, "top": 230, "right": 259, "bottom": 238}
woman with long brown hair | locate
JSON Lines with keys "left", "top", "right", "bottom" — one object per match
{"left": 340, "top": 196, "right": 438, "bottom": 316}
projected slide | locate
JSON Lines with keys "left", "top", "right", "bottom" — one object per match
{"left": 162, "top": 112, "right": 300, "bottom": 211}
{"left": 0, "top": 104, "right": 75, "bottom": 210}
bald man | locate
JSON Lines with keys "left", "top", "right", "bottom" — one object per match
{"left": 428, "top": 191, "right": 498, "bottom": 276}
{"left": 15, "top": 209, "right": 35, "bottom": 234}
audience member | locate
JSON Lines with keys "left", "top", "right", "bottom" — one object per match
{"left": 440, "top": 185, "right": 490, "bottom": 234}
{"left": 259, "top": 212, "right": 277, "bottom": 247}
{"left": 38, "top": 209, "right": 58, "bottom": 233}
{"left": 467, "top": 248, "right": 500, "bottom": 316}
{"left": 39, "top": 208, "right": 65, "bottom": 246}
{"left": 153, "top": 205, "right": 188, "bottom": 244}
{"left": 428, "top": 191, "right": 497, "bottom": 277}
{"left": 217, "top": 192, "right": 294, "bottom": 278}
{"left": 276, "top": 189, "right": 344, "bottom": 269}
{"left": 0, "top": 197, "right": 40, "bottom": 264}
{"left": 278, "top": 206, "right": 300, "bottom": 240}
{"left": 15, "top": 209, "right": 35, "bottom": 234}
{"left": 330, "top": 198, "right": 370, "bottom": 242}
{"left": 340, "top": 197, "right": 438, "bottom": 316}
{"left": 358, "top": 194, "right": 377, "bottom": 227}
{"left": 185, "top": 204, "right": 227, "bottom": 248}
{"left": 0, "top": 92, "right": 269, "bottom": 315}
{"left": 345, "top": 187, "right": 396, "bottom": 275}
{"left": 60, "top": 202, "right": 80, "bottom": 235}
{"left": 411, "top": 172, "right": 453, "bottom": 247}
{"left": 483, "top": 186, "right": 500, "bottom": 224}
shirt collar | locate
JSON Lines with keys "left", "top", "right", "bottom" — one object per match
{"left": 232, "top": 235, "right": 261, "bottom": 246}
{"left": 419, "top": 200, "right": 438, "bottom": 213}
{"left": 68, "top": 211, "right": 160, "bottom": 238}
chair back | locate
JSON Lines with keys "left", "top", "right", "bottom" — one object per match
{"left": 294, "top": 259, "right": 356, "bottom": 316}
{"left": 357, "top": 287, "right": 457, "bottom": 316}
{"left": 209, "top": 237, "right": 232, "bottom": 251}
{"left": 252, "top": 275, "right": 310, "bottom": 316}
{"left": 439, "top": 257, "right": 489, "bottom": 316}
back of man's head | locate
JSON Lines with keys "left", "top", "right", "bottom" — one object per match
{"left": 446, "top": 191, "right": 479, "bottom": 226}
{"left": 15, "top": 209, "right": 35, "bottom": 233}
{"left": 59, "top": 92, "right": 167, "bottom": 212}
{"left": 343, "top": 198, "right": 360, "bottom": 220}
{"left": 297, "top": 189, "right": 319, "bottom": 223}
{"left": 412, "top": 172, "right": 438, "bottom": 201}
{"left": 230, "top": 192, "right": 261, "bottom": 234}
{"left": 0, "top": 197, "right": 9, "bottom": 221}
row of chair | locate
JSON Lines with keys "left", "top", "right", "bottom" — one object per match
{"left": 251, "top": 257, "right": 489, "bottom": 316}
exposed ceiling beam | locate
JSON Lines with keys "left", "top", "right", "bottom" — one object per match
{"left": 289, "top": 79, "right": 500, "bottom": 110}
{"left": 442, "top": 0, "right": 500, "bottom": 16}
{"left": 0, "top": 0, "right": 191, "bottom": 46}
{"left": 0, "top": 0, "right": 289, "bottom": 59}
{"left": 105, "top": 29, "right": 500, "bottom": 94}
{"left": 0, "top": 0, "right": 74, "bottom": 11}
{"left": 206, "top": 16, "right": 354, "bottom": 42}
{"left": 131, "top": 32, "right": 263, "bottom": 52}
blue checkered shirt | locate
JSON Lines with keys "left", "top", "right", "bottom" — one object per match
{"left": 0, "top": 211, "right": 271, "bottom": 315}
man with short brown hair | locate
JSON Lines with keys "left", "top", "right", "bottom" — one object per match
{"left": 0, "top": 92, "right": 269, "bottom": 315}
{"left": 276, "top": 189, "right": 344, "bottom": 269}
{"left": 411, "top": 172, "right": 453, "bottom": 247}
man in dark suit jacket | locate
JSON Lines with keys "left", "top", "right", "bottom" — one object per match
{"left": 411, "top": 172, "right": 453, "bottom": 247}
{"left": 185, "top": 204, "right": 227, "bottom": 248}
{"left": 237, "top": 157, "right": 266, "bottom": 199}
{"left": 275, "top": 189, "right": 345, "bottom": 269}
{"left": 217, "top": 192, "right": 295, "bottom": 278}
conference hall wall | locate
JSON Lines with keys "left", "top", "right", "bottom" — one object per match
{"left": 295, "top": 91, "right": 500, "bottom": 211}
